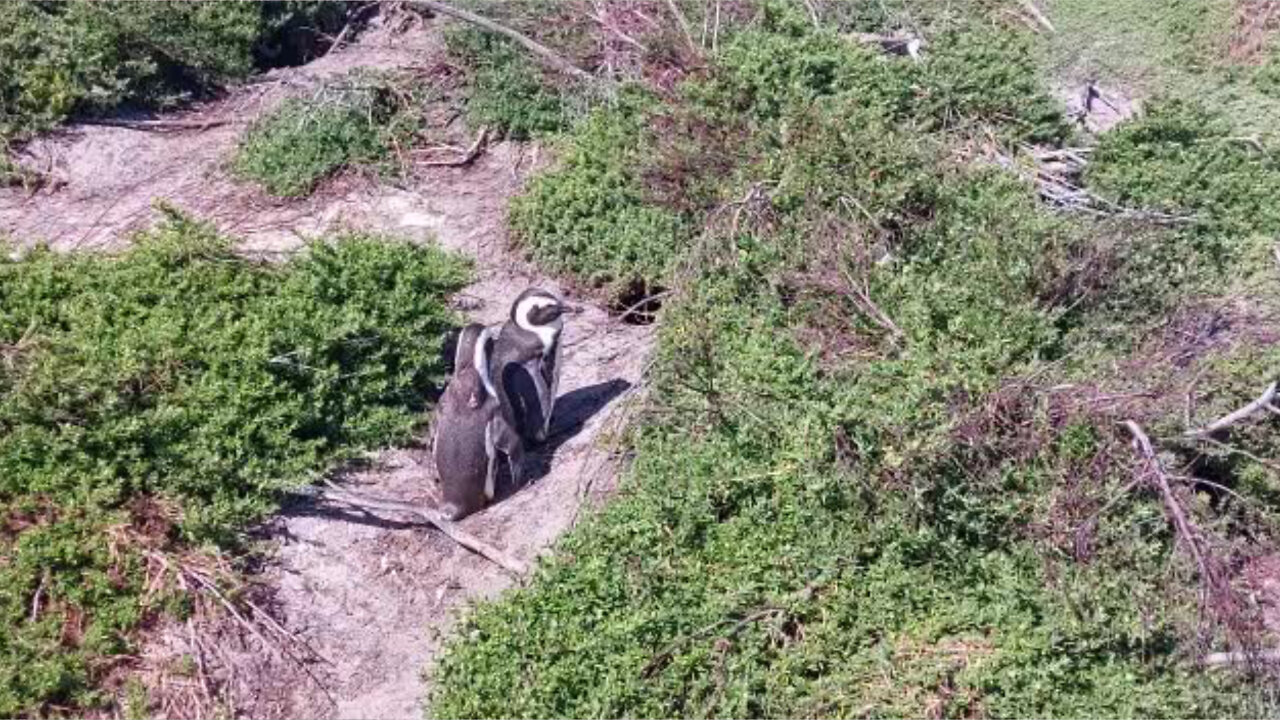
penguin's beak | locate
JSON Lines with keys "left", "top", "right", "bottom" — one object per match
{"left": 561, "top": 303, "right": 584, "bottom": 315}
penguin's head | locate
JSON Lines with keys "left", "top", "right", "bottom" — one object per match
{"left": 511, "top": 288, "right": 582, "bottom": 338}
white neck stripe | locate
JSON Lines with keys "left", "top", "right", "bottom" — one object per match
{"left": 515, "top": 296, "right": 560, "bottom": 352}
{"left": 473, "top": 326, "right": 497, "bottom": 400}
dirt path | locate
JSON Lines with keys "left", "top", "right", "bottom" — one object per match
{"left": 1, "top": 13, "right": 652, "bottom": 720}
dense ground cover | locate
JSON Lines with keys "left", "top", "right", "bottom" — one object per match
{"left": 431, "top": 2, "right": 1280, "bottom": 716}
{"left": 0, "top": 216, "right": 468, "bottom": 715}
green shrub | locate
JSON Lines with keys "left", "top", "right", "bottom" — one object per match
{"left": 433, "top": 9, "right": 1273, "bottom": 717}
{"left": 443, "top": 24, "right": 571, "bottom": 140}
{"left": 232, "top": 70, "right": 423, "bottom": 197}
{"left": 0, "top": 1, "right": 351, "bottom": 141}
{"left": 509, "top": 90, "right": 689, "bottom": 294}
{"left": 1086, "top": 99, "right": 1280, "bottom": 238}
{"left": 508, "top": 2, "right": 1073, "bottom": 302}
{"left": 431, "top": 248, "right": 1254, "bottom": 718}
{"left": 918, "top": 23, "right": 1072, "bottom": 144}
{"left": 0, "top": 212, "right": 468, "bottom": 715}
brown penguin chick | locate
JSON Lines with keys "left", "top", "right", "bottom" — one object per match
{"left": 433, "top": 323, "right": 523, "bottom": 521}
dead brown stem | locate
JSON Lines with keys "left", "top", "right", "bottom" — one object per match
{"left": 642, "top": 607, "right": 782, "bottom": 678}
{"left": 664, "top": 0, "right": 699, "bottom": 54}
{"left": 79, "top": 118, "right": 235, "bottom": 132}
{"left": 412, "top": 1, "right": 598, "bottom": 84}
{"left": 615, "top": 289, "right": 674, "bottom": 323}
{"left": 416, "top": 126, "right": 489, "bottom": 167}
{"left": 168, "top": 557, "right": 337, "bottom": 709}
{"left": 1193, "top": 435, "right": 1280, "bottom": 472}
{"left": 1119, "top": 420, "right": 1246, "bottom": 641}
{"left": 29, "top": 571, "right": 47, "bottom": 623}
{"left": 321, "top": 481, "right": 529, "bottom": 575}
{"left": 187, "top": 619, "right": 215, "bottom": 707}
{"left": 842, "top": 266, "right": 904, "bottom": 343}
{"left": 1203, "top": 648, "right": 1280, "bottom": 667}
{"left": 1017, "top": 0, "right": 1056, "bottom": 33}
{"left": 1121, "top": 422, "right": 1215, "bottom": 580}
{"left": 1185, "top": 381, "right": 1278, "bottom": 436}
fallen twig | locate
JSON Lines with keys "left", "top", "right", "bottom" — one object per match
{"left": 843, "top": 266, "right": 904, "bottom": 342}
{"left": 29, "top": 571, "right": 47, "bottom": 623}
{"left": 78, "top": 118, "right": 235, "bottom": 132}
{"left": 412, "top": 1, "right": 598, "bottom": 84}
{"left": 1017, "top": 0, "right": 1055, "bottom": 33}
{"left": 1004, "top": 148, "right": 1200, "bottom": 225}
{"left": 1120, "top": 421, "right": 1221, "bottom": 597}
{"left": 711, "top": 0, "right": 721, "bottom": 52}
{"left": 641, "top": 582, "right": 822, "bottom": 678}
{"left": 614, "top": 289, "right": 673, "bottom": 323}
{"left": 326, "top": 2, "right": 378, "bottom": 55}
{"left": 642, "top": 607, "right": 782, "bottom": 678}
{"left": 663, "top": 0, "right": 698, "bottom": 54}
{"left": 173, "top": 559, "right": 336, "bottom": 708}
{"left": 321, "top": 481, "right": 529, "bottom": 575}
{"left": 1185, "top": 381, "right": 1277, "bottom": 436}
{"left": 187, "top": 619, "right": 215, "bottom": 706}
{"left": 416, "top": 127, "right": 489, "bottom": 167}
{"left": 1192, "top": 435, "right": 1280, "bottom": 472}
{"left": 1204, "top": 648, "right": 1280, "bottom": 667}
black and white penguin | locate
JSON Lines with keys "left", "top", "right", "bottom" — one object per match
{"left": 490, "top": 288, "right": 581, "bottom": 445}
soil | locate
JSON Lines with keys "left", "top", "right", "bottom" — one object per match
{"left": 1, "top": 10, "right": 653, "bottom": 719}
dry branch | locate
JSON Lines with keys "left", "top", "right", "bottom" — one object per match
{"left": 1118, "top": 420, "right": 1252, "bottom": 648}
{"left": 79, "top": 118, "right": 235, "bottom": 132}
{"left": 1008, "top": 147, "right": 1199, "bottom": 225}
{"left": 321, "top": 481, "right": 529, "bottom": 575}
{"left": 1203, "top": 648, "right": 1280, "bottom": 667}
{"left": 416, "top": 127, "right": 489, "bottom": 167}
{"left": 663, "top": 0, "right": 698, "bottom": 54}
{"left": 1120, "top": 421, "right": 1217, "bottom": 585}
{"left": 412, "top": 1, "right": 596, "bottom": 84}
{"left": 1185, "top": 381, "right": 1277, "bottom": 436}
{"left": 614, "top": 289, "right": 674, "bottom": 323}
{"left": 29, "top": 571, "right": 47, "bottom": 623}
{"left": 157, "top": 554, "right": 337, "bottom": 708}
{"left": 1017, "top": 0, "right": 1056, "bottom": 33}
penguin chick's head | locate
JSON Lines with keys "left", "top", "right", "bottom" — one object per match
{"left": 453, "top": 323, "right": 499, "bottom": 407}
{"left": 453, "top": 323, "right": 488, "bottom": 373}
{"left": 511, "top": 288, "right": 582, "bottom": 348}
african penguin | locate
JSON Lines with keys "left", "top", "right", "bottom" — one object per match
{"left": 432, "top": 323, "right": 524, "bottom": 521}
{"left": 490, "top": 288, "right": 581, "bottom": 445}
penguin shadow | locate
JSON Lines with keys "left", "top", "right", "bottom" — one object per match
{"left": 271, "top": 438, "right": 437, "bottom": 533}
{"left": 492, "top": 377, "right": 632, "bottom": 501}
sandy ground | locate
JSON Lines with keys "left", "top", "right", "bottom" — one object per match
{"left": 1, "top": 11, "right": 653, "bottom": 719}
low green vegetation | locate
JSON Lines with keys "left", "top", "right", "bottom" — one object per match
{"left": 443, "top": 22, "right": 573, "bottom": 140}
{"left": 233, "top": 70, "right": 425, "bottom": 197}
{"left": 509, "top": 2, "right": 1070, "bottom": 301}
{"left": 1087, "top": 99, "right": 1280, "bottom": 240}
{"left": 0, "top": 213, "right": 468, "bottom": 715}
{"left": 432, "top": 2, "right": 1278, "bottom": 717}
{"left": 0, "top": 1, "right": 352, "bottom": 142}
{"left": 1044, "top": 0, "right": 1280, "bottom": 139}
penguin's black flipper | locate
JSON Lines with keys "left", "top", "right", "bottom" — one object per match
{"left": 501, "top": 361, "right": 545, "bottom": 443}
